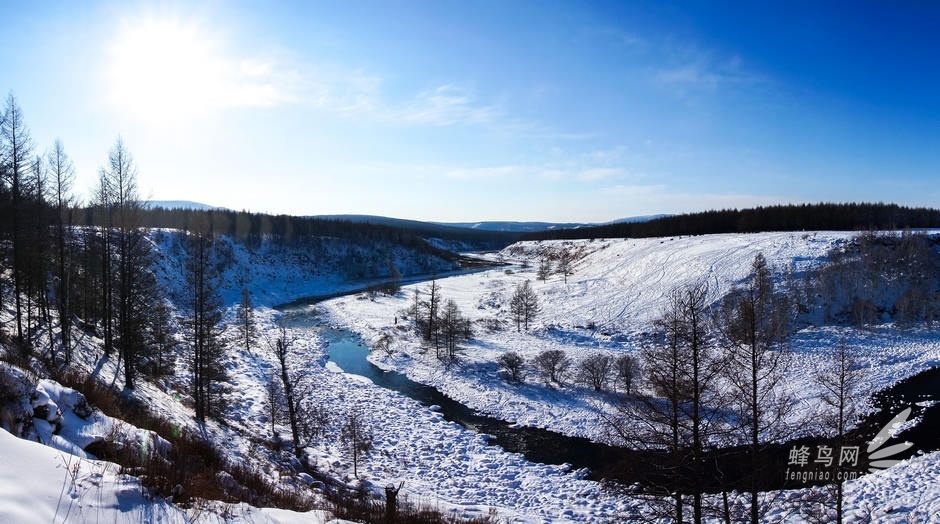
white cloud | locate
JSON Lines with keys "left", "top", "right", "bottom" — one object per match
{"left": 651, "top": 42, "right": 765, "bottom": 98}
{"left": 394, "top": 85, "right": 500, "bottom": 126}
{"left": 600, "top": 183, "right": 788, "bottom": 214}
{"left": 578, "top": 167, "right": 625, "bottom": 181}
{"left": 444, "top": 165, "right": 527, "bottom": 180}
{"left": 603, "top": 183, "right": 669, "bottom": 196}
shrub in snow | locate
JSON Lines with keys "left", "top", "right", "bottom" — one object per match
{"left": 496, "top": 351, "right": 526, "bottom": 383}
{"left": 613, "top": 354, "right": 639, "bottom": 395}
{"left": 371, "top": 333, "right": 394, "bottom": 357}
{"left": 576, "top": 353, "right": 612, "bottom": 392}
{"left": 532, "top": 350, "right": 571, "bottom": 385}
{"left": 215, "top": 470, "right": 247, "bottom": 499}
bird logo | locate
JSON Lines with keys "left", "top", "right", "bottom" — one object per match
{"left": 867, "top": 407, "right": 915, "bottom": 473}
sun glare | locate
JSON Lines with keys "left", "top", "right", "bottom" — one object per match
{"left": 106, "top": 17, "right": 234, "bottom": 124}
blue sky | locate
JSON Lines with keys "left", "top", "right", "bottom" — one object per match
{"left": 1, "top": 1, "right": 938, "bottom": 222}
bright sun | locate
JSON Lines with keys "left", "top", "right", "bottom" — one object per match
{"left": 107, "top": 17, "right": 228, "bottom": 124}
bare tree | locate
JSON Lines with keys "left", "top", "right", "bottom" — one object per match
{"left": 438, "top": 299, "right": 470, "bottom": 362}
{"left": 496, "top": 351, "right": 525, "bottom": 382}
{"left": 536, "top": 256, "right": 552, "bottom": 281}
{"left": 577, "top": 353, "right": 612, "bottom": 392}
{"left": 603, "top": 282, "right": 724, "bottom": 523}
{"left": 532, "top": 349, "right": 571, "bottom": 385}
{"left": 605, "top": 338, "right": 688, "bottom": 521}
{"left": 99, "top": 136, "right": 152, "bottom": 389}
{"left": 613, "top": 354, "right": 639, "bottom": 395}
{"left": 669, "top": 282, "right": 724, "bottom": 524}
{"left": 264, "top": 369, "right": 285, "bottom": 441}
{"left": 423, "top": 280, "right": 440, "bottom": 343}
{"left": 340, "top": 405, "right": 373, "bottom": 479}
{"left": 93, "top": 170, "right": 115, "bottom": 357}
{"left": 268, "top": 325, "right": 304, "bottom": 457}
{"left": 371, "top": 332, "right": 395, "bottom": 357}
{"left": 47, "top": 139, "right": 76, "bottom": 362}
{"left": 812, "top": 341, "right": 864, "bottom": 524}
{"left": 509, "top": 280, "right": 541, "bottom": 332}
{"left": 236, "top": 285, "right": 256, "bottom": 354}
{"left": 718, "top": 252, "right": 792, "bottom": 522}
{"left": 1, "top": 93, "right": 35, "bottom": 351}
{"left": 185, "top": 229, "right": 227, "bottom": 420}
{"left": 555, "top": 250, "right": 574, "bottom": 284}
{"left": 25, "top": 154, "right": 51, "bottom": 351}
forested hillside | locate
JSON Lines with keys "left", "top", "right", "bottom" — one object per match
{"left": 526, "top": 203, "right": 940, "bottom": 240}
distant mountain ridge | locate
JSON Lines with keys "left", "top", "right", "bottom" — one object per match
{"left": 438, "top": 215, "right": 673, "bottom": 232}
{"left": 146, "top": 200, "right": 223, "bottom": 211}
{"left": 143, "top": 207, "right": 668, "bottom": 233}
{"left": 314, "top": 214, "right": 672, "bottom": 233}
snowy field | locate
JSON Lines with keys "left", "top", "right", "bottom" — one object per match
{"left": 5, "top": 230, "right": 940, "bottom": 522}
{"left": 320, "top": 232, "right": 940, "bottom": 443}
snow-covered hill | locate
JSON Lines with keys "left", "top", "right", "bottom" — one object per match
{"left": 5, "top": 228, "right": 940, "bottom": 523}
{"left": 0, "top": 365, "right": 330, "bottom": 524}
{"left": 314, "top": 230, "right": 940, "bottom": 520}
{"left": 148, "top": 229, "right": 457, "bottom": 307}
{"left": 146, "top": 200, "right": 223, "bottom": 211}
{"left": 322, "top": 232, "right": 940, "bottom": 442}
{"left": 439, "top": 214, "right": 673, "bottom": 232}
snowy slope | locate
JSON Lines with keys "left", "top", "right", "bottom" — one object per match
{"left": 6, "top": 228, "right": 940, "bottom": 523}
{"left": 148, "top": 229, "right": 457, "bottom": 307}
{"left": 0, "top": 427, "right": 333, "bottom": 523}
{"left": 321, "top": 232, "right": 940, "bottom": 443}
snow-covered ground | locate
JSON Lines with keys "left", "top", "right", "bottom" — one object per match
{"left": 320, "top": 232, "right": 940, "bottom": 444}
{"left": 261, "top": 231, "right": 940, "bottom": 521}
{"left": 278, "top": 322, "right": 648, "bottom": 522}
{"left": 0, "top": 382, "right": 331, "bottom": 524}
{"left": 148, "top": 228, "right": 457, "bottom": 307}
{"left": 5, "top": 229, "right": 940, "bottom": 522}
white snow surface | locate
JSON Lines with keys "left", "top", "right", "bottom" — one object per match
{"left": 0, "top": 426, "right": 331, "bottom": 523}
{"left": 320, "top": 233, "right": 940, "bottom": 444}
{"left": 5, "top": 229, "right": 940, "bottom": 522}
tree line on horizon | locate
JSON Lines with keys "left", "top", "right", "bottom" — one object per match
{"left": 523, "top": 203, "right": 940, "bottom": 241}
{"left": 128, "top": 206, "right": 513, "bottom": 255}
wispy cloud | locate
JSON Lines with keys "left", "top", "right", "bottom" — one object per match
{"left": 439, "top": 164, "right": 618, "bottom": 181}
{"left": 652, "top": 45, "right": 765, "bottom": 97}
{"left": 103, "top": 12, "right": 596, "bottom": 142}
{"left": 444, "top": 165, "right": 527, "bottom": 180}
{"left": 603, "top": 183, "right": 670, "bottom": 196}
{"left": 393, "top": 85, "right": 501, "bottom": 126}
{"left": 578, "top": 167, "right": 626, "bottom": 181}
{"left": 601, "top": 183, "right": 787, "bottom": 211}
{"left": 290, "top": 66, "right": 383, "bottom": 114}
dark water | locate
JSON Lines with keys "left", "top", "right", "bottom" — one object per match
{"left": 280, "top": 287, "right": 940, "bottom": 492}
